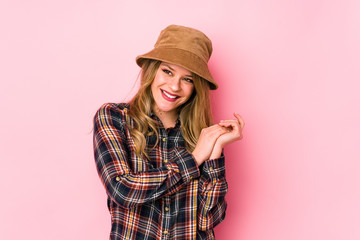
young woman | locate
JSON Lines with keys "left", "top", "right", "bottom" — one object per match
{"left": 93, "top": 24, "right": 244, "bottom": 240}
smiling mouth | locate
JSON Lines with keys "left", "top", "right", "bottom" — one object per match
{"left": 161, "top": 89, "right": 179, "bottom": 99}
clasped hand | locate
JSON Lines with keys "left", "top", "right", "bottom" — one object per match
{"left": 192, "top": 113, "right": 245, "bottom": 166}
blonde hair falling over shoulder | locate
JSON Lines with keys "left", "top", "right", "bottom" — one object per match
{"left": 128, "top": 59, "right": 213, "bottom": 159}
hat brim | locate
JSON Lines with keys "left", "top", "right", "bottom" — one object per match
{"left": 136, "top": 47, "right": 218, "bottom": 90}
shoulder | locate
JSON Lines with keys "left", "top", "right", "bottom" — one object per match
{"left": 93, "top": 102, "right": 131, "bottom": 123}
{"left": 94, "top": 102, "right": 129, "bottom": 115}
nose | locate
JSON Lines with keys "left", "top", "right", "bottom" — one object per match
{"left": 168, "top": 77, "right": 181, "bottom": 92}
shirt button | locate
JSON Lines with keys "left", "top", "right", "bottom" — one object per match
{"left": 165, "top": 207, "right": 169, "bottom": 212}
{"left": 163, "top": 230, "right": 168, "bottom": 235}
{"left": 162, "top": 137, "right": 166, "bottom": 142}
{"left": 115, "top": 176, "right": 120, "bottom": 182}
{"left": 209, "top": 166, "right": 214, "bottom": 172}
{"left": 163, "top": 159, "right": 168, "bottom": 163}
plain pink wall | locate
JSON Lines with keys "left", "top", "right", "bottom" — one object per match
{"left": 1, "top": 0, "right": 359, "bottom": 239}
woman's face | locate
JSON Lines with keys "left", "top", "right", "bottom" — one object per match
{"left": 151, "top": 62, "right": 195, "bottom": 117}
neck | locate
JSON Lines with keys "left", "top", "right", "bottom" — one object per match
{"left": 153, "top": 107, "right": 178, "bottom": 129}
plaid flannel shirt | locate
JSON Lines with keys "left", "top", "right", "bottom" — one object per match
{"left": 93, "top": 103, "right": 228, "bottom": 240}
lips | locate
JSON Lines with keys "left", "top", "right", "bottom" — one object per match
{"left": 161, "top": 89, "right": 179, "bottom": 102}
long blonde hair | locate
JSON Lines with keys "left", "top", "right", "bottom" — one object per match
{"left": 128, "top": 59, "right": 213, "bottom": 158}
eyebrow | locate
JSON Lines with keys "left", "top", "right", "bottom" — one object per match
{"left": 163, "top": 64, "right": 193, "bottom": 77}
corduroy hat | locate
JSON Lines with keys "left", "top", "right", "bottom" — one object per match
{"left": 136, "top": 24, "right": 218, "bottom": 90}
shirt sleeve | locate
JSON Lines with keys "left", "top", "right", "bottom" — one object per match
{"left": 93, "top": 103, "right": 200, "bottom": 209}
{"left": 197, "top": 156, "right": 228, "bottom": 230}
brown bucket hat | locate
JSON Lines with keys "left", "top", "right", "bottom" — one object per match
{"left": 136, "top": 24, "right": 218, "bottom": 90}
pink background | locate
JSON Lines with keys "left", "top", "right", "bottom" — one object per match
{"left": 1, "top": 0, "right": 359, "bottom": 239}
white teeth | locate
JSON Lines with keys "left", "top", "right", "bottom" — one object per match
{"left": 162, "top": 90, "right": 177, "bottom": 99}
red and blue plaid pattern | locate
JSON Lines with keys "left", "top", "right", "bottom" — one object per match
{"left": 93, "top": 103, "right": 228, "bottom": 239}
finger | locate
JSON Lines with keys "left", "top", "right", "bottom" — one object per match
{"left": 218, "top": 122, "right": 236, "bottom": 129}
{"left": 214, "top": 125, "right": 231, "bottom": 135}
{"left": 207, "top": 124, "right": 230, "bottom": 131}
{"left": 233, "top": 113, "right": 245, "bottom": 129}
{"left": 218, "top": 120, "right": 239, "bottom": 129}
{"left": 208, "top": 123, "right": 228, "bottom": 130}
{"left": 234, "top": 113, "right": 244, "bottom": 127}
{"left": 218, "top": 121, "right": 243, "bottom": 137}
{"left": 219, "top": 120, "right": 239, "bottom": 124}
{"left": 202, "top": 125, "right": 229, "bottom": 139}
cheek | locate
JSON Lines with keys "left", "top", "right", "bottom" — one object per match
{"left": 154, "top": 71, "right": 167, "bottom": 85}
{"left": 152, "top": 71, "right": 162, "bottom": 86}
{"left": 186, "top": 86, "right": 195, "bottom": 98}
{"left": 150, "top": 82, "right": 156, "bottom": 96}
{"left": 151, "top": 75, "right": 162, "bottom": 92}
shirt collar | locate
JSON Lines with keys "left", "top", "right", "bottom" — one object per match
{"left": 149, "top": 110, "right": 181, "bottom": 129}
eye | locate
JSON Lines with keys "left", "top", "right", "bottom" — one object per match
{"left": 183, "top": 78, "right": 194, "bottom": 83}
{"left": 162, "top": 69, "right": 172, "bottom": 75}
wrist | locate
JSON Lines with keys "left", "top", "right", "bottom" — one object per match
{"left": 209, "top": 143, "right": 223, "bottom": 160}
{"left": 191, "top": 151, "right": 203, "bottom": 166}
